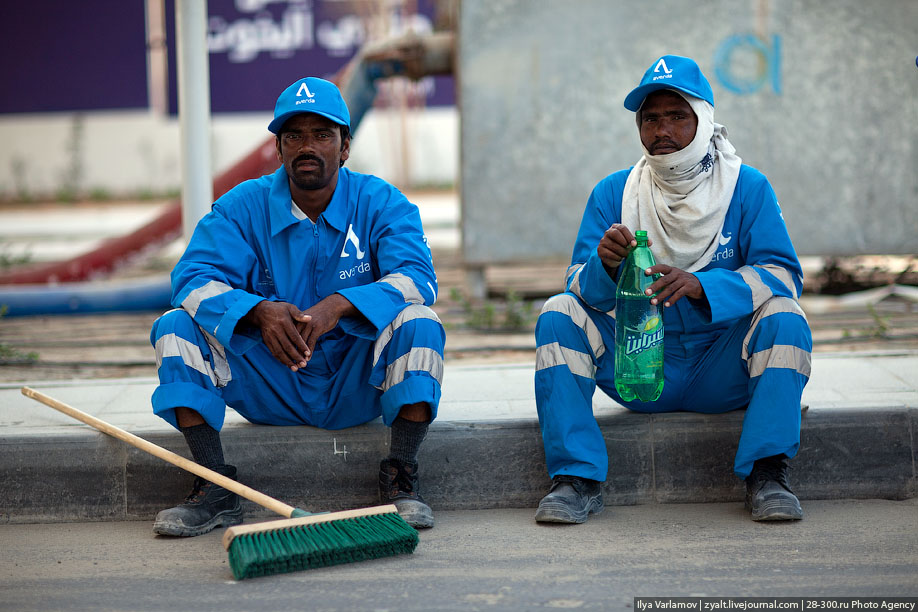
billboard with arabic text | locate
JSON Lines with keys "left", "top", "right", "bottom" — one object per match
{"left": 165, "top": 0, "right": 454, "bottom": 115}
{"left": 0, "top": 0, "right": 454, "bottom": 115}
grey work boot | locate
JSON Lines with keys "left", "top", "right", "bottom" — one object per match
{"left": 379, "top": 458, "right": 434, "bottom": 529}
{"left": 535, "top": 475, "right": 604, "bottom": 524}
{"left": 153, "top": 464, "right": 244, "bottom": 537}
{"left": 745, "top": 455, "right": 803, "bottom": 521}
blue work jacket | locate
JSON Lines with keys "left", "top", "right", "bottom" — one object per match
{"left": 170, "top": 166, "right": 438, "bottom": 358}
{"left": 565, "top": 164, "right": 804, "bottom": 345}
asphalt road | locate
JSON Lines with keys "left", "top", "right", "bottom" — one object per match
{"left": 2, "top": 500, "right": 916, "bottom": 611}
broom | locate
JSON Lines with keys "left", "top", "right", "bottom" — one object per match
{"left": 21, "top": 386, "right": 419, "bottom": 580}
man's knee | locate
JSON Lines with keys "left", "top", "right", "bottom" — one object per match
{"left": 537, "top": 293, "right": 580, "bottom": 336}
{"left": 151, "top": 308, "right": 231, "bottom": 387}
{"left": 536, "top": 293, "right": 607, "bottom": 359}
{"left": 400, "top": 303, "right": 442, "bottom": 327}
{"left": 151, "top": 309, "right": 199, "bottom": 363}
{"left": 746, "top": 297, "right": 811, "bottom": 346}
{"left": 744, "top": 297, "right": 812, "bottom": 379}
{"left": 151, "top": 308, "right": 196, "bottom": 344}
{"left": 387, "top": 304, "right": 445, "bottom": 348}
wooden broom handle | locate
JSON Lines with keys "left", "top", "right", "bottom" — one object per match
{"left": 21, "top": 386, "right": 299, "bottom": 518}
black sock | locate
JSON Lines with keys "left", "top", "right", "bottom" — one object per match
{"left": 388, "top": 417, "right": 429, "bottom": 466}
{"left": 180, "top": 423, "right": 225, "bottom": 469}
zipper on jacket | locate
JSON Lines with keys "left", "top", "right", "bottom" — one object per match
{"left": 312, "top": 220, "right": 321, "bottom": 300}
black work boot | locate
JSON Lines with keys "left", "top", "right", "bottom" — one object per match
{"left": 535, "top": 475, "right": 604, "bottom": 524}
{"left": 379, "top": 458, "right": 434, "bottom": 529}
{"left": 153, "top": 464, "right": 244, "bottom": 537}
{"left": 745, "top": 455, "right": 803, "bottom": 521}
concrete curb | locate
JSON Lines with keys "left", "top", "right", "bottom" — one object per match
{"left": 2, "top": 404, "right": 915, "bottom": 524}
{"left": 2, "top": 353, "right": 916, "bottom": 523}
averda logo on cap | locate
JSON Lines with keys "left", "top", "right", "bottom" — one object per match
{"left": 296, "top": 82, "right": 316, "bottom": 105}
{"left": 652, "top": 58, "right": 673, "bottom": 81}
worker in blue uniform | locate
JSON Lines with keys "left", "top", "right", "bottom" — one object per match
{"left": 150, "top": 77, "right": 444, "bottom": 536}
{"left": 534, "top": 55, "right": 812, "bottom": 524}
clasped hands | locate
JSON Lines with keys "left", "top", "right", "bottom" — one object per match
{"left": 597, "top": 223, "right": 706, "bottom": 307}
{"left": 243, "top": 294, "right": 356, "bottom": 371}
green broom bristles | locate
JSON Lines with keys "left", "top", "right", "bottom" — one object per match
{"left": 16, "top": 388, "right": 418, "bottom": 581}
{"left": 226, "top": 509, "right": 420, "bottom": 580}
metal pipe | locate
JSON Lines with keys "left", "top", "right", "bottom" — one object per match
{"left": 176, "top": 0, "right": 213, "bottom": 242}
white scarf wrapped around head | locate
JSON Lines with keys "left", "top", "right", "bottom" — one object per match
{"left": 621, "top": 91, "right": 742, "bottom": 272}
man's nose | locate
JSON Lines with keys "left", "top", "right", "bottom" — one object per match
{"left": 292, "top": 135, "right": 316, "bottom": 151}
{"left": 654, "top": 118, "right": 673, "bottom": 138}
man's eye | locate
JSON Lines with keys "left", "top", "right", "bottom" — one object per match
{"left": 285, "top": 133, "right": 302, "bottom": 141}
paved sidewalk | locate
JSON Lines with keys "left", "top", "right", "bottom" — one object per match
{"left": 1, "top": 350, "right": 916, "bottom": 523}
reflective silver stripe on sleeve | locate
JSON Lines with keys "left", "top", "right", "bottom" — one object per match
{"left": 201, "top": 329, "right": 232, "bottom": 387}
{"left": 566, "top": 264, "right": 584, "bottom": 299}
{"left": 738, "top": 266, "right": 773, "bottom": 311}
{"left": 541, "top": 293, "right": 606, "bottom": 359}
{"left": 181, "top": 280, "right": 233, "bottom": 318}
{"left": 373, "top": 305, "right": 442, "bottom": 367}
{"left": 379, "top": 273, "right": 425, "bottom": 305}
{"left": 742, "top": 296, "right": 808, "bottom": 361}
{"left": 564, "top": 263, "right": 616, "bottom": 317}
{"left": 154, "top": 333, "right": 217, "bottom": 386}
{"left": 381, "top": 347, "right": 444, "bottom": 391}
{"left": 748, "top": 344, "right": 812, "bottom": 378}
{"left": 535, "top": 341, "right": 597, "bottom": 380}
{"left": 754, "top": 264, "right": 798, "bottom": 299}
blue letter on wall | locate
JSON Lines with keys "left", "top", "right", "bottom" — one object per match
{"left": 714, "top": 34, "right": 782, "bottom": 95}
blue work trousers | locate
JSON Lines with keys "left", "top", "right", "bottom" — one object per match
{"left": 150, "top": 304, "right": 445, "bottom": 432}
{"left": 534, "top": 293, "right": 812, "bottom": 481}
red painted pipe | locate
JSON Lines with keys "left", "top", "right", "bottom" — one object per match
{"left": 0, "top": 138, "right": 279, "bottom": 285}
{"left": 0, "top": 34, "right": 454, "bottom": 286}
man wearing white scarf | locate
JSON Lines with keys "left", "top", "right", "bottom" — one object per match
{"left": 620, "top": 89, "right": 741, "bottom": 274}
{"left": 533, "top": 56, "right": 812, "bottom": 525}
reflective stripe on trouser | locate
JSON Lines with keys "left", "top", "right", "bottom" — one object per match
{"left": 534, "top": 293, "right": 811, "bottom": 482}
{"left": 150, "top": 304, "right": 444, "bottom": 431}
{"left": 370, "top": 304, "right": 445, "bottom": 425}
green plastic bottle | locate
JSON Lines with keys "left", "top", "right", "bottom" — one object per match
{"left": 614, "top": 230, "right": 664, "bottom": 402}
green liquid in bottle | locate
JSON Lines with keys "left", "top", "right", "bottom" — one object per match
{"left": 614, "top": 231, "right": 664, "bottom": 402}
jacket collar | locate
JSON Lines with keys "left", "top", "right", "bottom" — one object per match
{"left": 268, "top": 166, "right": 350, "bottom": 236}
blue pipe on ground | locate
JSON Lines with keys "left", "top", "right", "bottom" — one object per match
{"left": 0, "top": 277, "right": 172, "bottom": 317}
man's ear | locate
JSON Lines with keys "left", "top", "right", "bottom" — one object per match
{"left": 275, "top": 136, "right": 283, "bottom": 162}
{"left": 339, "top": 136, "right": 351, "bottom": 165}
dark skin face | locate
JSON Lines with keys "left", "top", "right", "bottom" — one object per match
{"left": 275, "top": 113, "right": 350, "bottom": 221}
{"left": 597, "top": 89, "right": 706, "bottom": 307}
{"left": 639, "top": 90, "right": 698, "bottom": 155}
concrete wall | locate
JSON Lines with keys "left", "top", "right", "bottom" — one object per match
{"left": 0, "top": 106, "right": 458, "bottom": 200}
{"left": 459, "top": 0, "right": 918, "bottom": 263}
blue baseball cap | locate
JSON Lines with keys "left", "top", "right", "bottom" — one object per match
{"left": 268, "top": 77, "right": 351, "bottom": 134}
{"left": 623, "top": 55, "right": 714, "bottom": 111}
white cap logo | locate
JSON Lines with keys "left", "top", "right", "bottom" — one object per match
{"left": 651, "top": 58, "right": 674, "bottom": 82}
{"left": 654, "top": 58, "right": 673, "bottom": 74}
{"left": 296, "top": 82, "right": 315, "bottom": 98}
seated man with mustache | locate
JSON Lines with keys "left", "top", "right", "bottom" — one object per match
{"left": 150, "top": 77, "right": 444, "bottom": 536}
